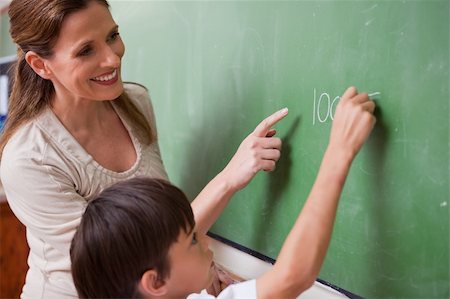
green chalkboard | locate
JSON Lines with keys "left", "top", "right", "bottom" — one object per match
{"left": 111, "top": 1, "right": 449, "bottom": 298}
{"left": 0, "top": 12, "right": 15, "bottom": 57}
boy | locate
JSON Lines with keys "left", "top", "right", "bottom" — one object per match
{"left": 71, "top": 86, "right": 375, "bottom": 298}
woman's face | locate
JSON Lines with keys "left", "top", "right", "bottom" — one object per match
{"left": 44, "top": 1, "right": 125, "bottom": 103}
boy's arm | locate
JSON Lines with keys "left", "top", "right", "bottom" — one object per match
{"left": 191, "top": 108, "right": 288, "bottom": 235}
{"left": 257, "top": 87, "right": 376, "bottom": 299}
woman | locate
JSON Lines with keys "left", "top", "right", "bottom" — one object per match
{"left": 0, "top": 0, "right": 287, "bottom": 298}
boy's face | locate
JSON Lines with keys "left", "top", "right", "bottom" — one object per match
{"left": 163, "top": 228, "right": 215, "bottom": 297}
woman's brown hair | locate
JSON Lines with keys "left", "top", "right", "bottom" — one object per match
{"left": 0, "top": 0, "right": 154, "bottom": 159}
{"left": 70, "top": 177, "right": 195, "bottom": 298}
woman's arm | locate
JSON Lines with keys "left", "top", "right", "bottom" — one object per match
{"left": 0, "top": 150, "right": 87, "bottom": 256}
{"left": 191, "top": 108, "right": 288, "bottom": 235}
{"left": 257, "top": 87, "right": 376, "bottom": 299}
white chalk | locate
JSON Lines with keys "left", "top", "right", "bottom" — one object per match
{"left": 368, "top": 92, "right": 381, "bottom": 99}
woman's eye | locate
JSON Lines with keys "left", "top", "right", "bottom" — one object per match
{"left": 192, "top": 232, "right": 198, "bottom": 245}
{"left": 78, "top": 46, "right": 92, "bottom": 57}
{"left": 108, "top": 31, "right": 120, "bottom": 42}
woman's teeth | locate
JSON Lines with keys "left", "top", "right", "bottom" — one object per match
{"left": 92, "top": 69, "right": 117, "bottom": 82}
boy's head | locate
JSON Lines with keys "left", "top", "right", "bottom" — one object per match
{"left": 70, "top": 177, "right": 214, "bottom": 298}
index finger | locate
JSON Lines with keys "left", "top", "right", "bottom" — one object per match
{"left": 252, "top": 108, "right": 289, "bottom": 137}
{"left": 341, "top": 86, "right": 358, "bottom": 101}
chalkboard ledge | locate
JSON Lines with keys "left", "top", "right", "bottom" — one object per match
{"left": 208, "top": 232, "right": 362, "bottom": 299}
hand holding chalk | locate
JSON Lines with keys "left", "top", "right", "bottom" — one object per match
{"left": 328, "top": 86, "right": 376, "bottom": 159}
{"left": 257, "top": 89, "right": 376, "bottom": 299}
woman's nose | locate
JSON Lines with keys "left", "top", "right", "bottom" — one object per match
{"left": 101, "top": 45, "right": 121, "bottom": 68}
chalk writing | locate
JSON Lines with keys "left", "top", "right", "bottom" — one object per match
{"left": 312, "top": 88, "right": 339, "bottom": 125}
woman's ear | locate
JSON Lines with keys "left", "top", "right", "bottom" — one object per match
{"left": 24, "top": 51, "right": 52, "bottom": 80}
{"left": 139, "top": 270, "right": 168, "bottom": 297}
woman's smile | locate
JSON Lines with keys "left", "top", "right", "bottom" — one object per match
{"left": 91, "top": 69, "right": 119, "bottom": 85}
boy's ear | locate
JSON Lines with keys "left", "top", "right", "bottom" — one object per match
{"left": 139, "top": 270, "right": 168, "bottom": 297}
{"left": 25, "top": 51, "right": 52, "bottom": 80}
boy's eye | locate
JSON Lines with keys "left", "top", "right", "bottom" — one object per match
{"left": 191, "top": 232, "right": 198, "bottom": 245}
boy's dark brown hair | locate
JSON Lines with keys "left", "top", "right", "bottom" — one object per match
{"left": 70, "top": 177, "right": 195, "bottom": 298}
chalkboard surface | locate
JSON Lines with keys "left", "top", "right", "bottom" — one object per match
{"left": 110, "top": 1, "right": 449, "bottom": 297}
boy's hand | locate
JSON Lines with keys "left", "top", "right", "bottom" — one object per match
{"left": 328, "top": 86, "right": 376, "bottom": 160}
{"left": 221, "top": 108, "right": 288, "bottom": 192}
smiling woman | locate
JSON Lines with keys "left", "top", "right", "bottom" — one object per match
{"left": 0, "top": 1, "right": 167, "bottom": 298}
{"left": 0, "top": 0, "right": 288, "bottom": 298}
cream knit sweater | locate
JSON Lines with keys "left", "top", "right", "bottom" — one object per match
{"left": 1, "top": 83, "right": 168, "bottom": 298}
